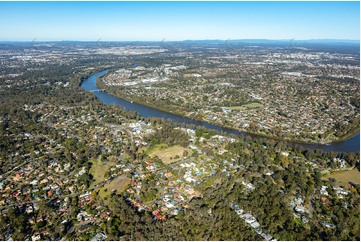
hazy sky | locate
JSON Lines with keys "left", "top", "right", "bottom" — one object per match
{"left": 0, "top": 1, "right": 359, "bottom": 41}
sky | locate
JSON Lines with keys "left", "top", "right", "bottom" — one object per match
{"left": 0, "top": 1, "right": 359, "bottom": 41}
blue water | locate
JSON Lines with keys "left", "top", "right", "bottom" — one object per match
{"left": 81, "top": 70, "right": 360, "bottom": 153}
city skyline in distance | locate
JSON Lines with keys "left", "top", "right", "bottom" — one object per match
{"left": 0, "top": 1, "right": 359, "bottom": 41}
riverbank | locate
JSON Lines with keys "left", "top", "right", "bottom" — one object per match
{"left": 81, "top": 69, "right": 359, "bottom": 152}
{"left": 97, "top": 76, "right": 359, "bottom": 146}
{"left": 333, "top": 127, "right": 360, "bottom": 144}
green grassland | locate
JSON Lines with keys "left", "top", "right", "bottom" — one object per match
{"left": 229, "top": 102, "right": 264, "bottom": 111}
{"left": 98, "top": 175, "right": 131, "bottom": 199}
{"left": 90, "top": 156, "right": 117, "bottom": 186}
{"left": 323, "top": 169, "right": 360, "bottom": 186}
{"left": 148, "top": 144, "right": 189, "bottom": 164}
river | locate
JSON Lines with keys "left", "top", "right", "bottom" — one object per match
{"left": 81, "top": 70, "right": 360, "bottom": 153}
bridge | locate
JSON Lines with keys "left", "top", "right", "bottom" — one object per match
{"left": 89, "top": 89, "right": 105, "bottom": 92}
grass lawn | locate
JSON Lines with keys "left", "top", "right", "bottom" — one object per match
{"left": 323, "top": 169, "right": 360, "bottom": 186}
{"left": 294, "top": 218, "right": 303, "bottom": 225}
{"left": 149, "top": 144, "right": 189, "bottom": 164}
{"left": 98, "top": 175, "right": 131, "bottom": 199}
{"left": 229, "top": 102, "right": 263, "bottom": 111}
{"left": 90, "top": 156, "right": 117, "bottom": 186}
{"left": 183, "top": 73, "right": 200, "bottom": 77}
{"left": 145, "top": 143, "right": 168, "bottom": 155}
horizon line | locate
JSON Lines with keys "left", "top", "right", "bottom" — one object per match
{"left": 0, "top": 38, "right": 360, "bottom": 42}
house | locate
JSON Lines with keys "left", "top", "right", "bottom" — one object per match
{"left": 23, "top": 168, "right": 31, "bottom": 173}
{"left": 221, "top": 108, "right": 232, "bottom": 113}
{"left": 242, "top": 181, "right": 255, "bottom": 191}
{"left": 321, "top": 221, "right": 336, "bottom": 228}
{"left": 255, "top": 228, "right": 263, "bottom": 235}
{"left": 99, "top": 212, "right": 111, "bottom": 219}
{"left": 55, "top": 188, "right": 62, "bottom": 195}
{"left": 152, "top": 210, "right": 165, "bottom": 220}
{"left": 91, "top": 233, "right": 107, "bottom": 241}
{"left": 185, "top": 177, "right": 196, "bottom": 183}
{"left": 26, "top": 205, "right": 34, "bottom": 214}
{"left": 333, "top": 186, "right": 349, "bottom": 197}
{"left": 169, "top": 209, "right": 179, "bottom": 216}
{"left": 31, "top": 234, "right": 41, "bottom": 241}
{"left": 165, "top": 172, "right": 173, "bottom": 179}
{"left": 302, "top": 216, "right": 309, "bottom": 223}
{"left": 280, "top": 151, "right": 289, "bottom": 157}
{"left": 333, "top": 158, "right": 346, "bottom": 169}
{"left": 291, "top": 197, "right": 304, "bottom": 214}
{"left": 12, "top": 190, "right": 21, "bottom": 198}
{"left": 231, "top": 203, "right": 240, "bottom": 210}
{"left": 77, "top": 211, "right": 91, "bottom": 222}
{"left": 80, "top": 191, "right": 91, "bottom": 199}
{"left": 320, "top": 186, "right": 329, "bottom": 196}
{"left": 165, "top": 202, "right": 174, "bottom": 208}
{"left": 295, "top": 206, "right": 305, "bottom": 214}
{"left": 13, "top": 171, "right": 24, "bottom": 181}
{"left": 241, "top": 213, "right": 256, "bottom": 224}
{"left": 251, "top": 221, "right": 260, "bottom": 228}
{"left": 261, "top": 232, "right": 273, "bottom": 241}
{"left": 160, "top": 206, "right": 168, "bottom": 212}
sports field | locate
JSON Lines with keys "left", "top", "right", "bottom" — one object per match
{"left": 323, "top": 169, "right": 360, "bottom": 186}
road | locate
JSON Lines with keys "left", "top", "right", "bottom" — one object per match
{"left": 1, "top": 161, "right": 30, "bottom": 178}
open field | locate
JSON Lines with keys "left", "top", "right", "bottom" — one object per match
{"left": 229, "top": 102, "right": 263, "bottom": 111}
{"left": 90, "top": 157, "right": 117, "bottom": 186}
{"left": 183, "top": 73, "right": 201, "bottom": 77}
{"left": 323, "top": 169, "right": 360, "bottom": 186}
{"left": 149, "top": 144, "right": 189, "bottom": 164}
{"left": 98, "top": 175, "right": 131, "bottom": 199}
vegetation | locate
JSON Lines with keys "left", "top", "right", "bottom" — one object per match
{"left": 90, "top": 157, "right": 117, "bottom": 186}
{"left": 145, "top": 122, "right": 189, "bottom": 148}
{"left": 323, "top": 169, "right": 360, "bottom": 186}
{"left": 98, "top": 176, "right": 131, "bottom": 200}
{"left": 0, "top": 42, "right": 359, "bottom": 241}
{"left": 149, "top": 145, "right": 189, "bottom": 164}
{"left": 229, "top": 102, "right": 264, "bottom": 110}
